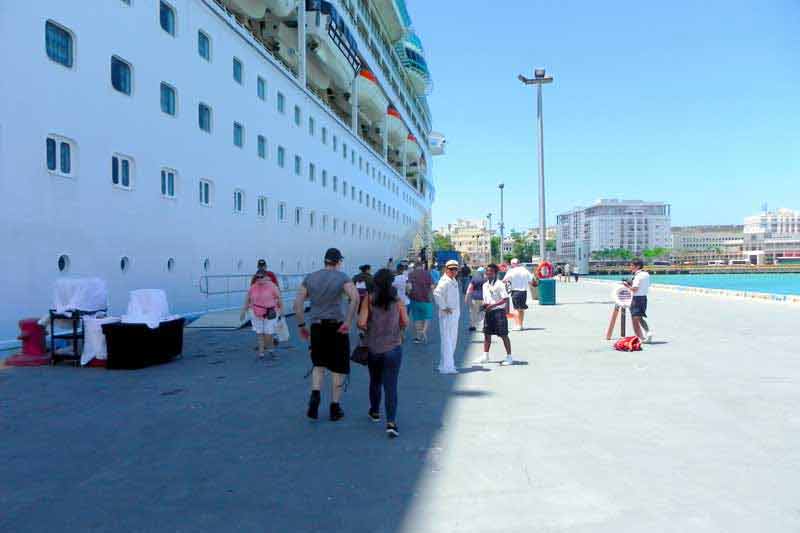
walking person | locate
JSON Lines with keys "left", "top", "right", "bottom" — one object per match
{"left": 293, "top": 248, "right": 360, "bottom": 421}
{"left": 459, "top": 263, "right": 472, "bottom": 293}
{"left": 255, "top": 258, "right": 279, "bottom": 286}
{"left": 430, "top": 264, "right": 441, "bottom": 285}
{"left": 624, "top": 258, "right": 653, "bottom": 343}
{"left": 504, "top": 258, "right": 537, "bottom": 331}
{"left": 478, "top": 264, "right": 515, "bottom": 365}
{"left": 564, "top": 263, "right": 572, "bottom": 283}
{"left": 465, "top": 267, "right": 485, "bottom": 332}
{"left": 357, "top": 269, "right": 409, "bottom": 438}
{"left": 240, "top": 271, "right": 282, "bottom": 360}
{"left": 407, "top": 263, "right": 434, "bottom": 343}
{"left": 352, "top": 264, "right": 375, "bottom": 306}
{"left": 433, "top": 260, "right": 461, "bottom": 374}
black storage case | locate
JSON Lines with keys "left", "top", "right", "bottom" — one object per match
{"left": 102, "top": 318, "right": 185, "bottom": 369}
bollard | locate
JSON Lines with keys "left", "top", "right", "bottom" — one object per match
{"left": 6, "top": 318, "right": 51, "bottom": 366}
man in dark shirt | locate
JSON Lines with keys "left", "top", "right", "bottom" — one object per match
{"left": 459, "top": 263, "right": 472, "bottom": 293}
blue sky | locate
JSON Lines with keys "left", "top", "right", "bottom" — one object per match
{"left": 411, "top": 1, "right": 800, "bottom": 231}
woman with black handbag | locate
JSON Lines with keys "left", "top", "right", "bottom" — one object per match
{"left": 240, "top": 272, "right": 282, "bottom": 360}
{"left": 357, "top": 268, "right": 408, "bottom": 438}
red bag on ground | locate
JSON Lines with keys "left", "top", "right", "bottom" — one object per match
{"left": 614, "top": 336, "right": 642, "bottom": 352}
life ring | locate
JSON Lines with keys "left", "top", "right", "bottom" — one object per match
{"left": 612, "top": 284, "right": 634, "bottom": 308}
{"left": 535, "top": 261, "right": 554, "bottom": 279}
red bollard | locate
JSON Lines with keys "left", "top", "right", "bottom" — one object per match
{"left": 5, "top": 318, "right": 51, "bottom": 366}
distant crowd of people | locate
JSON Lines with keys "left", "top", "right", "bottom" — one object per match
{"left": 238, "top": 250, "right": 654, "bottom": 440}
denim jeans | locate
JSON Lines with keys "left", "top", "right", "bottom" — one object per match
{"left": 368, "top": 346, "right": 403, "bottom": 423}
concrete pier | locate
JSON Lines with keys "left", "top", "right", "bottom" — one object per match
{"left": 1, "top": 282, "right": 798, "bottom": 532}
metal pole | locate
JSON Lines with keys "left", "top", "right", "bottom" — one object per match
{"left": 537, "top": 83, "right": 546, "bottom": 261}
{"left": 499, "top": 185, "right": 505, "bottom": 262}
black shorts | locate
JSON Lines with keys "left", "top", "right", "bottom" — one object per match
{"left": 511, "top": 290, "right": 528, "bottom": 310}
{"left": 310, "top": 321, "right": 351, "bottom": 374}
{"left": 630, "top": 296, "right": 648, "bottom": 318}
{"left": 483, "top": 308, "right": 509, "bottom": 337}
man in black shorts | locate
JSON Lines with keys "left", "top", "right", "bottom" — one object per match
{"left": 624, "top": 258, "right": 653, "bottom": 343}
{"left": 478, "top": 264, "right": 515, "bottom": 366}
{"left": 294, "top": 248, "right": 360, "bottom": 421}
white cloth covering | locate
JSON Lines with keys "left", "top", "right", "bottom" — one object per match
{"left": 122, "top": 289, "right": 175, "bottom": 328}
{"left": 433, "top": 275, "right": 460, "bottom": 373}
{"left": 81, "top": 316, "right": 121, "bottom": 365}
{"left": 53, "top": 278, "right": 108, "bottom": 313}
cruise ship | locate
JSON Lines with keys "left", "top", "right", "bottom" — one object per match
{"left": 0, "top": 0, "right": 444, "bottom": 347}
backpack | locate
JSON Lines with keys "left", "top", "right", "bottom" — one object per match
{"left": 614, "top": 336, "right": 642, "bottom": 352}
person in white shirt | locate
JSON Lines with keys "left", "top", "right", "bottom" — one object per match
{"left": 563, "top": 263, "right": 572, "bottom": 283}
{"left": 624, "top": 258, "right": 653, "bottom": 342}
{"left": 433, "top": 260, "right": 461, "bottom": 374}
{"left": 479, "top": 264, "right": 514, "bottom": 365}
{"left": 392, "top": 263, "right": 410, "bottom": 306}
{"left": 503, "top": 258, "right": 537, "bottom": 331}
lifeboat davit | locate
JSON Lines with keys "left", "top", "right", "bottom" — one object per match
{"left": 223, "top": 0, "right": 294, "bottom": 19}
{"left": 306, "top": 0, "right": 359, "bottom": 91}
{"left": 356, "top": 70, "right": 387, "bottom": 123}
{"left": 387, "top": 106, "right": 406, "bottom": 145}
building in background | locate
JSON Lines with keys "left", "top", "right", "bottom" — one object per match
{"left": 557, "top": 199, "right": 671, "bottom": 272}
{"left": 439, "top": 219, "right": 491, "bottom": 266}
{"left": 524, "top": 226, "right": 557, "bottom": 243}
{"left": 670, "top": 225, "right": 744, "bottom": 264}
{"left": 743, "top": 208, "right": 800, "bottom": 264}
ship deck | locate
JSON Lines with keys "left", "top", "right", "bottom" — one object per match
{"left": 2, "top": 283, "right": 798, "bottom": 532}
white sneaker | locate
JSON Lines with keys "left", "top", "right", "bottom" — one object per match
{"left": 500, "top": 356, "right": 514, "bottom": 366}
{"left": 439, "top": 368, "right": 459, "bottom": 375}
{"left": 645, "top": 332, "right": 654, "bottom": 344}
{"left": 476, "top": 354, "right": 489, "bottom": 364}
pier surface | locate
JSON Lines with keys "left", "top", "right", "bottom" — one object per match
{"left": 2, "top": 283, "right": 799, "bottom": 532}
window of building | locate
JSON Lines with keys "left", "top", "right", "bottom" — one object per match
{"left": 233, "top": 189, "right": 244, "bottom": 213}
{"left": 277, "top": 146, "right": 285, "bottom": 167}
{"left": 343, "top": 221, "right": 348, "bottom": 234}
{"left": 111, "top": 56, "right": 132, "bottom": 95}
{"left": 322, "top": 127, "right": 328, "bottom": 144}
{"left": 309, "top": 211, "right": 315, "bottom": 228}
{"left": 333, "top": 218, "right": 338, "bottom": 232}
{"left": 233, "top": 122, "right": 244, "bottom": 147}
{"left": 278, "top": 202, "right": 287, "bottom": 222}
{"left": 233, "top": 57, "right": 243, "bottom": 84}
{"left": 257, "top": 76, "right": 266, "bottom": 100}
{"left": 359, "top": 190, "right": 363, "bottom": 203}
{"left": 160, "top": 1, "right": 176, "bottom": 35}
{"left": 294, "top": 105, "right": 301, "bottom": 126}
{"left": 257, "top": 135, "right": 266, "bottom": 159}
{"left": 199, "top": 179, "right": 212, "bottom": 206}
{"left": 321, "top": 170, "right": 327, "bottom": 188}
{"left": 277, "top": 92, "right": 285, "bottom": 113}
{"left": 160, "top": 82, "right": 176, "bottom": 115}
{"left": 46, "top": 135, "right": 74, "bottom": 177}
{"left": 198, "top": 30, "right": 211, "bottom": 60}
{"left": 45, "top": 21, "right": 73, "bottom": 68}
{"left": 111, "top": 154, "right": 133, "bottom": 189}
{"left": 359, "top": 157, "right": 363, "bottom": 171}
{"left": 351, "top": 185, "right": 356, "bottom": 200}
{"left": 308, "top": 162, "right": 315, "bottom": 182}
{"left": 333, "top": 135, "right": 338, "bottom": 151}
{"left": 257, "top": 196, "right": 267, "bottom": 218}
{"left": 294, "top": 155, "right": 301, "bottom": 176}
{"left": 294, "top": 207, "right": 302, "bottom": 225}
{"left": 342, "top": 180, "right": 347, "bottom": 197}
{"left": 343, "top": 143, "right": 347, "bottom": 159}
{"left": 161, "top": 168, "right": 176, "bottom": 198}
{"left": 198, "top": 103, "right": 212, "bottom": 132}
{"left": 333, "top": 176, "right": 338, "bottom": 192}
{"left": 308, "top": 116, "right": 315, "bottom": 136}
{"left": 322, "top": 214, "right": 328, "bottom": 231}
{"left": 351, "top": 150, "right": 355, "bottom": 165}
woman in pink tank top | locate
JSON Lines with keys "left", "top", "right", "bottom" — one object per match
{"left": 240, "top": 272, "right": 282, "bottom": 359}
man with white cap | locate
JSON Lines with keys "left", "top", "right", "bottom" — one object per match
{"left": 504, "top": 258, "right": 537, "bottom": 331}
{"left": 432, "top": 260, "right": 461, "bottom": 374}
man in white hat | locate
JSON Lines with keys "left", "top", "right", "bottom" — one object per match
{"left": 432, "top": 260, "right": 461, "bottom": 374}
{"left": 504, "top": 258, "right": 537, "bottom": 331}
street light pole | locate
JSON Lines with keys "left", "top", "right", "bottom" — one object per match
{"left": 498, "top": 184, "right": 505, "bottom": 263}
{"left": 519, "top": 68, "right": 553, "bottom": 261}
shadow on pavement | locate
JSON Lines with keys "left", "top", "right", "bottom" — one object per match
{"left": 0, "top": 302, "right": 480, "bottom": 533}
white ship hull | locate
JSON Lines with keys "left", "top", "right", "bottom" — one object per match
{"left": 0, "top": 0, "right": 436, "bottom": 346}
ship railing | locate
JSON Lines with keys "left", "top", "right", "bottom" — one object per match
{"left": 199, "top": 273, "right": 307, "bottom": 311}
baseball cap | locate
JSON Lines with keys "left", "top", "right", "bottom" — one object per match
{"left": 510, "top": 258, "right": 519, "bottom": 265}
{"left": 257, "top": 259, "right": 267, "bottom": 267}
{"left": 324, "top": 248, "right": 344, "bottom": 263}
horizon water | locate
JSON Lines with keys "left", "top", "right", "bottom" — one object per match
{"left": 589, "top": 273, "right": 800, "bottom": 296}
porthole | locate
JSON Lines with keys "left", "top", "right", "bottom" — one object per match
{"left": 57, "top": 254, "right": 70, "bottom": 273}
{"left": 203, "top": 258, "right": 210, "bottom": 272}
{"left": 167, "top": 257, "right": 175, "bottom": 272}
{"left": 120, "top": 256, "right": 130, "bottom": 273}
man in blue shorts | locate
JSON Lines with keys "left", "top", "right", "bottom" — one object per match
{"left": 407, "top": 263, "right": 434, "bottom": 343}
{"left": 624, "top": 258, "right": 653, "bottom": 343}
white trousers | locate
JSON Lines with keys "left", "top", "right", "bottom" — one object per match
{"left": 438, "top": 312, "right": 460, "bottom": 372}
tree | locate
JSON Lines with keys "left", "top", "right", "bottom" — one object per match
{"left": 642, "top": 247, "right": 671, "bottom": 260}
{"left": 433, "top": 233, "right": 454, "bottom": 252}
{"left": 490, "top": 236, "right": 501, "bottom": 263}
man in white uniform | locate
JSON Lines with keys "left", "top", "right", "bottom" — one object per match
{"left": 504, "top": 258, "right": 537, "bottom": 331}
{"left": 433, "top": 260, "right": 461, "bottom": 374}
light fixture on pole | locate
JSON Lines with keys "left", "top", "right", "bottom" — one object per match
{"left": 498, "top": 184, "right": 505, "bottom": 263}
{"left": 519, "top": 68, "right": 553, "bottom": 261}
